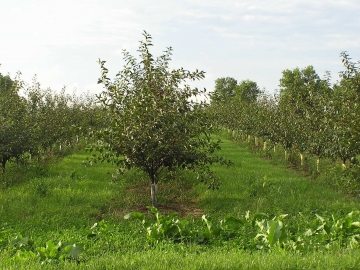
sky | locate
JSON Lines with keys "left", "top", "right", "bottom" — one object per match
{"left": 1, "top": 0, "right": 360, "bottom": 97}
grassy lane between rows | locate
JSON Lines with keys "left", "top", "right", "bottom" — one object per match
{"left": 1, "top": 132, "right": 360, "bottom": 269}
{"left": 199, "top": 132, "right": 360, "bottom": 218}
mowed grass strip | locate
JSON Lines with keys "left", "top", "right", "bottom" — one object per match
{"left": 198, "top": 132, "right": 360, "bottom": 219}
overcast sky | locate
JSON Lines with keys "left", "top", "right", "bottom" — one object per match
{"left": 1, "top": 0, "right": 360, "bottom": 96}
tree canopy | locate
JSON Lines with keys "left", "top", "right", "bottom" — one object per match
{"left": 0, "top": 73, "right": 32, "bottom": 172}
{"left": 235, "top": 79, "right": 262, "bottom": 103}
{"left": 211, "top": 77, "right": 262, "bottom": 104}
{"left": 211, "top": 77, "right": 237, "bottom": 103}
{"left": 92, "top": 32, "right": 231, "bottom": 206}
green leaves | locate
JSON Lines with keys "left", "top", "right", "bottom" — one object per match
{"left": 235, "top": 79, "right": 262, "bottom": 103}
{"left": 125, "top": 208, "right": 360, "bottom": 252}
{"left": 125, "top": 207, "right": 191, "bottom": 243}
{"left": 36, "top": 240, "right": 82, "bottom": 262}
{"left": 1, "top": 231, "right": 83, "bottom": 263}
{"left": 0, "top": 73, "right": 32, "bottom": 172}
{"left": 0, "top": 71, "right": 101, "bottom": 174}
{"left": 211, "top": 53, "right": 360, "bottom": 185}
{"left": 255, "top": 215, "right": 288, "bottom": 248}
{"left": 92, "top": 32, "right": 231, "bottom": 205}
{"left": 211, "top": 77, "right": 237, "bottom": 103}
{"left": 124, "top": 212, "right": 144, "bottom": 221}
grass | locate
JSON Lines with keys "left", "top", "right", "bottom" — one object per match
{"left": 1, "top": 132, "right": 360, "bottom": 268}
{"left": 199, "top": 132, "right": 359, "bottom": 219}
{"left": 1, "top": 153, "right": 120, "bottom": 233}
{"left": 3, "top": 248, "right": 360, "bottom": 269}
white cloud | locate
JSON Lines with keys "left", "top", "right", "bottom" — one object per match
{"left": 324, "top": 35, "right": 360, "bottom": 50}
{"left": 1, "top": 0, "right": 360, "bottom": 96}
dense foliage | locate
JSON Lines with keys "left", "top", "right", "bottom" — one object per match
{"left": 210, "top": 52, "right": 360, "bottom": 192}
{"left": 126, "top": 207, "right": 360, "bottom": 252}
{"left": 1, "top": 208, "right": 360, "bottom": 264}
{"left": 91, "top": 32, "right": 231, "bottom": 206}
{"left": 0, "top": 73, "right": 100, "bottom": 173}
{"left": 0, "top": 73, "right": 32, "bottom": 172}
{"left": 211, "top": 77, "right": 262, "bottom": 104}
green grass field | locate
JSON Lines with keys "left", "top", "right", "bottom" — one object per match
{"left": 1, "top": 132, "right": 360, "bottom": 269}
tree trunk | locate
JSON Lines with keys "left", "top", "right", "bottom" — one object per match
{"left": 1, "top": 156, "right": 9, "bottom": 173}
{"left": 316, "top": 158, "right": 320, "bottom": 173}
{"left": 350, "top": 156, "right": 357, "bottom": 165}
{"left": 300, "top": 153, "right": 304, "bottom": 166}
{"left": 342, "top": 162, "right": 347, "bottom": 170}
{"left": 151, "top": 183, "right": 158, "bottom": 207}
{"left": 1, "top": 158, "right": 6, "bottom": 173}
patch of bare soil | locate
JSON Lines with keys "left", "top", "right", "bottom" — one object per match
{"left": 110, "top": 181, "right": 203, "bottom": 218}
{"left": 156, "top": 199, "right": 204, "bottom": 218}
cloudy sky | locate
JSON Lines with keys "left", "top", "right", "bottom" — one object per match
{"left": 1, "top": 0, "right": 360, "bottom": 96}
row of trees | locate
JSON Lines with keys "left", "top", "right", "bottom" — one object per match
{"left": 1, "top": 32, "right": 231, "bottom": 207}
{"left": 210, "top": 52, "right": 360, "bottom": 172}
{"left": 2, "top": 36, "right": 358, "bottom": 204}
{"left": 0, "top": 73, "right": 101, "bottom": 172}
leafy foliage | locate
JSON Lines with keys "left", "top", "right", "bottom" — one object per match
{"left": 125, "top": 208, "right": 360, "bottom": 252}
{"left": 211, "top": 77, "right": 237, "bottom": 103}
{"left": 0, "top": 71, "right": 101, "bottom": 176}
{"left": 211, "top": 52, "right": 360, "bottom": 189}
{"left": 0, "top": 73, "right": 33, "bottom": 172}
{"left": 235, "top": 79, "right": 262, "bottom": 103}
{"left": 91, "top": 32, "right": 231, "bottom": 206}
{"left": 0, "top": 232, "right": 82, "bottom": 263}
{"left": 25, "top": 77, "right": 101, "bottom": 159}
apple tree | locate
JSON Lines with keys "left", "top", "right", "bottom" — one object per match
{"left": 91, "top": 32, "right": 231, "bottom": 207}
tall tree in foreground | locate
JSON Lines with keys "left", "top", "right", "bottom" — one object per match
{"left": 92, "top": 32, "right": 231, "bottom": 207}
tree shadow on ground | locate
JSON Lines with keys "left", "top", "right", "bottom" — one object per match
{"left": 109, "top": 181, "right": 204, "bottom": 218}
